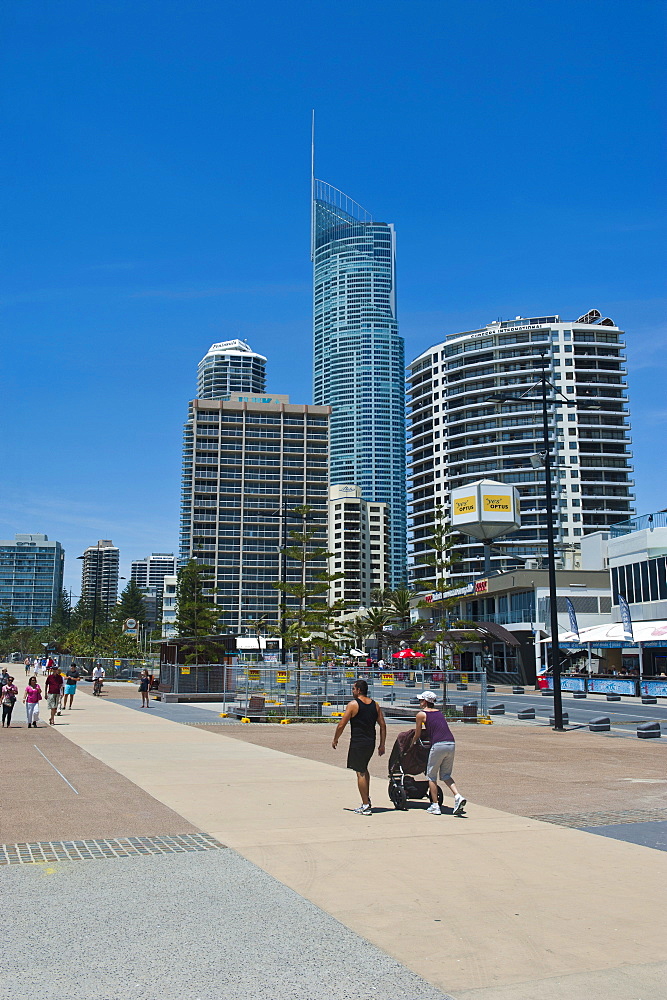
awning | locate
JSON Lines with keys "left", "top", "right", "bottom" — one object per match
{"left": 540, "top": 619, "right": 667, "bottom": 646}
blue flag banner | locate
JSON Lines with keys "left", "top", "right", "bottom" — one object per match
{"left": 565, "top": 598, "right": 579, "bottom": 638}
{"left": 618, "top": 595, "right": 634, "bottom": 642}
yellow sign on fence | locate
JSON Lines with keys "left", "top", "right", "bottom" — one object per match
{"left": 381, "top": 673, "right": 395, "bottom": 687}
{"left": 114, "top": 660, "right": 121, "bottom": 667}
{"left": 277, "top": 670, "right": 291, "bottom": 684}
{"left": 247, "top": 670, "right": 260, "bottom": 681}
{"left": 345, "top": 670, "right": 355, "bottom": 679}
{"left": 461, "top": 673, "right": 468, "bottom": 684}
{"left": 180, "top": 667, "right": 190, "bottom": 675}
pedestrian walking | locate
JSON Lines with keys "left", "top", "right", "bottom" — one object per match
{"left": 2, "top": 676, "right": 18, "bottom": 727}
{"left": 24, "top": 657, "right": 31, "bottom": 677}
{"left": 1, "top": 667, "right": 9, "bottom": 689}
{"left": 23, "top": 676, "right": 42, "bottom": 728}
{"left": 44, "top": 666, "right": 64, "bottom": 725}
{"left": 410, "top": 691, "right": 466, "bottom": 816}
{"left": 61, "top": 664, "right": 80, "bottom": 710}
{"left": 331, "top": 678, "right": 386, "bottom": 816}
{"left": 138, "top": 669, "right": 151, "bottom": 708}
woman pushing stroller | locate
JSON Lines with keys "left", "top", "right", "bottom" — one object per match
{"left": 410, "top": 691, "right": 466, "bottom": 816}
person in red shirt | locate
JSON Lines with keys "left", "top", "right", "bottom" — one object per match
{"left": 45, "top": 666, "right": 64, "bottom": 725}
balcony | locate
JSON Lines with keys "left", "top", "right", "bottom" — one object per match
{"left": 610, "top": 510, "right": 667, "bottom": 536}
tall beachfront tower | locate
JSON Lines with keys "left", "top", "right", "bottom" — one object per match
{"left": 406, "top": 310, "right": 635, "bottom": 587}
{"left": 312, "top": 179, "right": 406, "bottom": 587}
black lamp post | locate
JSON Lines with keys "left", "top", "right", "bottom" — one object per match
{"left": 486, "top": 353, "right": 599, "bottom": 731}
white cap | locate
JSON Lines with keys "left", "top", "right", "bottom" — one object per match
{"left": 418, "top": 691, "right": 437, "bottom": 704}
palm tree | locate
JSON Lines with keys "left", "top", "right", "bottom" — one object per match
{"left": 385, "top": 587, "right": 419, "bottom": 630}
{"left": 243, "top": 614, "right": 272, "bottom": 663}
{"left": 358, "top": 608, "right": 394, "bottom": 662}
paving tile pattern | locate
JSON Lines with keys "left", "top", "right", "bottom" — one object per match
{"left": 533, "top": 808, "right": 667, "bottom": 828}
{"left": 0, "top": 832, "right": 224, "bottom": 865}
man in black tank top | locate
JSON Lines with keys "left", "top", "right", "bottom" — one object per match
{"left": 332, "top": 679, "right": 386, "bottom": 815}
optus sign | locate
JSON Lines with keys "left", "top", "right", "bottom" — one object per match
{"left": 483, "top": 494, "right": 511, "bottom": 513}
{"left": 453, "top": 495, "right": 476, "bottom": 516}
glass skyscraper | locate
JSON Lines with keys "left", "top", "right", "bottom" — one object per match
{"left": 312, "top": 179, "right": 406, "bottom": 587}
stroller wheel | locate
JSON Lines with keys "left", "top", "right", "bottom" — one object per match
{"left": 437, "top": 786, "right": 444, "bottom": 806}
{"left": 388, "top": 782, "right": 408, "bottom": 810}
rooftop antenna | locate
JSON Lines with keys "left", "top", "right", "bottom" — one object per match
{"left": 310, "top": 109, "right": 315, "bottom": 262}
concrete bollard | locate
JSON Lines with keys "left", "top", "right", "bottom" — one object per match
{"left": 550, "top": 713, "right": 569, "bottom": 726}
{"left": 589, "top": 716, "right": 610, "bottom": 732}
{"left": 456, "top": 683, "right": 468, "bottom": 690}
{"left": 541, "top": 689, "right": 554, "bottom": 696}
{"left": 641, "top": 696, "right": 657, "bottom": 705}
{"left": 637, "top": 722, "right": 661, "bottom": 739}
{"left": 517, "top": 707, "right": 535, "bottom": 720}
{"left": 513, "top": 686, "right": 525, "bottom": 695}
{"left": 606, "top": 694, "right": 621, "bottom": 701}
{"left": 462, "top": 701, "right": 478, "bottom": 723}
{"left": 489, "top": 704, "right": 505, "bottom": 715}
{"left": 487, "top": 685, "right": 495, "bottom": 692}
{"left": 573, "top": 691, "right": 587, "bottom": 699}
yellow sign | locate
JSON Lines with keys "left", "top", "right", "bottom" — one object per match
{"left": 461, "top": 673, "right": 468, "bottom": 684}
{"left": 277, "top": 670, "right": 290, "bottom": 684}
{"left": 180, "top": 667, "right": 190, "bottom": 675}
{"left": 345, "top": 670, "right": 355, "bottom": 679}
{"left": 247, "top": 670, "right": 260, "bottom": 681}
{"left": 483, "top": 494, "right": 511, "bottom": 513}
{"left": 381, "top": 673, "right": 394, "bottom": 687}
{"left": 114, "top": 660, "right": 121, "bottom": 667}
{"left": 454, "top": 495, "right": 476, "bottom": 516}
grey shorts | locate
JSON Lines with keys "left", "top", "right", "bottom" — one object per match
{"left": 47, "top": 693, "right": 60, "bottom": 710}
{"left": 426, "top": 741, "right": 455, "bottom": 781}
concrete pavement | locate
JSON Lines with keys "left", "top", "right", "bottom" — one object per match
{"left": 33, "top": 688, "right": 667, "bottom": 999}
{"left": 2, "top": 849, "right": 453, "bottom": 1000}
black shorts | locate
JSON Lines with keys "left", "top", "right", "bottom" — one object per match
{"left": 347, "top": 741, "right": 375, "bottom": 773}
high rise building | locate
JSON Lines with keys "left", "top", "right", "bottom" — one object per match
{"left": 180, "top": 393, "right": 331, "bottom": 631}
{"left": 0, "top": 534, "right": 64, "bottom": 628}
{"left": 327, "top": 485, "right": 389, "bottom": 609}
{"left": 80, "top": 540, "right": 120, "bottom": 616}
{"left": 312, "top": 179, "right": 406, "bottom": 587}
{"left": 131, "top": 553, "right": 176, "bottom": 593}
{"left": 197, "top": 339, "right": 267, "bottom": 399}
{"left": 407, "top": 310, "right": 635, "bottom": 586}
{"left": 161, "top": 574, "right": 178, "bottom": 639}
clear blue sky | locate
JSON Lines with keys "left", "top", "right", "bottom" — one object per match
{"left": 1, "top": 0, "right": 665, "bottom": 595}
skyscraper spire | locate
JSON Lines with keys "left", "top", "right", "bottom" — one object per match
{"left": 310, "top": 109, "right": 315, "bottom": 262}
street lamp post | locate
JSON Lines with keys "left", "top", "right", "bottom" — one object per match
{"left": 486, "top": 353, "right": 600, "bottom": 731}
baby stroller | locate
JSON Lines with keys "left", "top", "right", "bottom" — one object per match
{"left": 388, "top": 729, "right": 444, "bottom": 811}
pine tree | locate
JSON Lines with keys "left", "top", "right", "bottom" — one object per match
{"left": 174, "top": 560, "right": 222, "bottom": 663}
{"left": 113, "top": 579, "right": 147, "bottom": 625}
{"left": 51, "top": 590, "right": 72, "bottom": 631}
{"left": 273, "top": 505, "right": 331, "bottom": 712}
{"left": 0, "top": 607, "right": 18, "bottom": 640}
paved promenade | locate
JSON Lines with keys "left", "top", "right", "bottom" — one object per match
{"left": 2, "top": 679, "right": 666, "bottom": 998}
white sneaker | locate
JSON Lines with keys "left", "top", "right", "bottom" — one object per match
{"left": 354, "top": 804, "right": 372, "bottom": 816}
{"left": 426, "top": 803, "right": 441, "bottom": 815}
{"left": 453, "top": 794, "right": 467, "bottom": 816}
